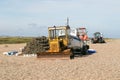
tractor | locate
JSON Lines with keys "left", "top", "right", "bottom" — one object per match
{"left": 91, "top": 32, "right": 105, "bottom": 43}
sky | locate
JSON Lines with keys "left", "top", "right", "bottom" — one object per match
{"left": 0, "top": 0, "right": 120, "bottom": 38}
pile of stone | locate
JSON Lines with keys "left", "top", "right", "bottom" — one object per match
{"left": 22, "top": 36, "right": 49, "bottom": 54}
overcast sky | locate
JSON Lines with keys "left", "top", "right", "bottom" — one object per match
{"left": 0, "top": 0, "right": 120, "bottom": 38}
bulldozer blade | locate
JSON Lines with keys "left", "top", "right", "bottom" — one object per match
{"left": 37, "top": 54, "right": 70, "bottom": 60}
{"left": 36, "top": 49, "right": 71, "bottom": 60}
{"left": 36, "top": 51, "right": 71, "bottom": 60}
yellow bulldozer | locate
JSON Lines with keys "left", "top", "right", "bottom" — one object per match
{"left": 37, "top": 25, "right": 72, "bottom": 59}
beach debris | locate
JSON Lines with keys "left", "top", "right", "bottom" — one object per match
{"left": 87, "top": 49, "right": 96, "bottom": 54}
{"left": 23, "top": 54, "right": 37, "bottom": 57}
{"left": 2, "top": 48, "right": 23, "bottom": 56}
{"left": 3, "top": 51, "right": 18, "bottom": 56}
{"left": 4, "top": 44, "right": 8, "bottom": 47}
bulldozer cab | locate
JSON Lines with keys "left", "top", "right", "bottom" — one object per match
{"left": 48, "top": 26, "right": 70, "bottom": 52}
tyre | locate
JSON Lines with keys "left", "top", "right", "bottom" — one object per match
{"left": 82, "top": 45, "right": 88, "bottom": 55}
{"left": 86, "top": 45, "right": 89, "bottom": 49}
{"left": 91, "top": 39, "right": 95, "bottom": 44}
{"left": 70, "top": 54, "right": 74, "bottom": 59}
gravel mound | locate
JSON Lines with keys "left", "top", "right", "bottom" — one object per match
{"left": 22, "top": 36, "right": 49, "bottom": 54}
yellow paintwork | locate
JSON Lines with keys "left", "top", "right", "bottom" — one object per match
{"left": 48, "top": 26, "right": 70, "bottom": 53}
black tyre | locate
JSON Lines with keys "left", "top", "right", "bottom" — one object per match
{"left": 82, "top": 45, "right": 88, "bottom": 55}
{"left": 102, "top": 40, "right": 105, "bottom": 43}
{"left": 86, "top": 45, "right": 89, "bottom": 49}
{"left": 91, "top": 39, "right": 95, "bottom": 44}
{"left": 70, "top": 54, "right": 74, "bottom": 59}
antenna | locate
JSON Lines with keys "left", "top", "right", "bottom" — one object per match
{"left": 67, "top": 17, "right": 69, "bottom": 26}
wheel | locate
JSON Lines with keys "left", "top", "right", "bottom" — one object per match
{"left": 70, "top": 54, "right": 74, "bottom": 59}
{"left": 102, "top": 40, "right": 105, "bottom": 43}
{"left": 86, "top": 45, "right": 89, "bottom": 49}
{"left": 82, "top": 45, "right": 88, "bottom": 55}
{"left": 91, "top": 39, "right": 95, "bottom": 44}
{"left": 70, "top": 49, "right": 75, "bottom": 59}
{"left": 98, "top": 38, "right": 102, "bottom": 43}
